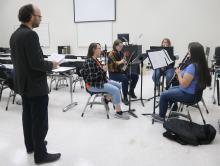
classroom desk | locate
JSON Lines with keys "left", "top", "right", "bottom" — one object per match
{"left": 52, "top": 67, "right": 78, "bottom": 112}
{"left": 1, "top": 64, "right": 78, "bottom": 111}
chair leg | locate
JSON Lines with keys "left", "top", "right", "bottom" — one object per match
{"left": 49, "top": 76, "right": 55, "bottom": 92}
{"left": 177, "top": 103, "right": 183, "bottom": 112}
{"left": 90, "top": 94, "right": 98, "bottom": 108}
{"left": 81, "top": 95, "right": 92, "bottom": 117}
{"left": 65, "top": 78, "right": 68, "bottom": 87}
{"left": 12, "top": 93, "right": 16, "bottom": 104}
{"left": 201, "top": 97, "right": 209, "bottom": 114}
{"left": 186, "top": 109, "right": 192, "bottom": 123}
{"left": 6, "top": 90, "right": 12, "bottom": 111}
{"left": 73, "top": 81, "right": 77, "bottom": 92}
{"left": 197, "top": 103, "right": 206, "bottom": 124}
{"left": 102, "top": 97, "right": 110, "bottom": 119}
{"left": 0, "top": 85, "right": 3, "bottom": 101}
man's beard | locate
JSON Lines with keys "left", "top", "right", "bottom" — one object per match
{"left": 32, "top": 22, "right": 40, "bottom": 28}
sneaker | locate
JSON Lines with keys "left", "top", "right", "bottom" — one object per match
{"left": 114, "top": 112, "right": 130, "bottom": 120}
{"left": 152, "top": 114, "right": 165, "bottom": 123}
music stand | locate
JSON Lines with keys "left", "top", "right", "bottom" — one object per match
{"left": 123, "top": 52, "right": 138, "bottom": 118}
{"left": 146, "top": 47, "right": 174, "bottom": 101}
{"left": 142, "top": 49, "right": 173, "bottom": 124}
{"left": 150, "top": 46, "right": 175, "bottom": 61}
{"left": 131, "top": 53, "right": 148, "bottom": 106}
{"left": 118, "top": 33, "right": 129, "bottom": 45}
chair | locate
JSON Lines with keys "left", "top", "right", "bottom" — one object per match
{"left": 168, "top": 85, "right": 207, "bottom": 124}
{"left": 0, "top": 67, "right": 17, "bottom": 110}
{"left": 81, "top": 88, "right": 110, "bottom": 119}
{"left": 5, "top": 89, "right": 17, "bottom": 111}
{"left": 205, "top": 46, "right": 210, "bottom": 61}
{"left": 65, "top": 55, "right": 77, "bottom": 59}
{"left": 0, "top": 65, "right": 9, "bottom": 101}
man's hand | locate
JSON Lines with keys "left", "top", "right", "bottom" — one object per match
{"left": 52, "top": 61, "right": 59, "bottom": 69}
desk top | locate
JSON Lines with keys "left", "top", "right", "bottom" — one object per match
{"left": 52, "top": 67, "right": 76, "bottom": 72}
{"left": 0, "top": 57, "right": 11, "bottom": 60}
{"left": 1, "top": 64, "right": 76, "bottom": 73}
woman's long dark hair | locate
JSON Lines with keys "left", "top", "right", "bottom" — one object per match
{"left": 188, "top": 42, "right": 211, "bottom": 87}
{"left": 87, "top": 43, "right": 101, "bottom": 57}
{"left": 113, "top": 39, "right": 123, "bottom": 51}
{"left": 161, "top": 38, "right": 171, "bottom": 47}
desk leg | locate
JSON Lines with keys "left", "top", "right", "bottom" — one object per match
{"left": 212, "top": 72, "right": 217, "bottom": 104}
{"left": 217, "top": 79, "right": 220, "bottom": 106}
{"left": 63, "top": 72, "right": 77, "bottom": 112}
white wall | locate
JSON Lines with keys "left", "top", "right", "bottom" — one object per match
{"left": 0, "top": 0, "right": 220, "bottom": 60}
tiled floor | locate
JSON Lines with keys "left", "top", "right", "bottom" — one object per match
{"left": 0, "top": 70, "right": 219, "bottom": 166}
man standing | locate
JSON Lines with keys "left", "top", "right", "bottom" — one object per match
{"left": 10, "top": 4, "right": 61, "bottom": 164}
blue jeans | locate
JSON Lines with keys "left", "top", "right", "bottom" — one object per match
{"left": 152, "top": 68, "right": 175, "bottom": 87}
{"left": 159, "top": 86, "right": 195, "bottom": 118}
{"left": 89, "top": 80, "right": 122, "bottom": 105}
{"left": 109, "top": 72, "right": 139, "bottom": 98}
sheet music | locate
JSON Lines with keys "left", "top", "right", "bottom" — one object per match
{"left": 148, "top": 50, "right": 173, "bottom": 69}
{"left": 47, "top": 53, "right": 65, "bottom": 63}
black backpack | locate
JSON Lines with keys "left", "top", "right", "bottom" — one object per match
{"left": 163, "top": 119, "right": 216, "bottom": 146}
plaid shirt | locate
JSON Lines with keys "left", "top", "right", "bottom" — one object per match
{"left": 82, "top": 57, "right": 107, "bottom": 89}
{"left": 108, "top": 51, "right": 127, "bottom": 73}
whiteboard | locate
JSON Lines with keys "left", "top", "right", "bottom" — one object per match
{"left": 74, "top": 0, "right": 116, "bottom": 22}
{"left": 14, "top": 23, "right": 50, "bottom": 47}
{"left": 77, "top": 22, "right": 113, "bottom": 47}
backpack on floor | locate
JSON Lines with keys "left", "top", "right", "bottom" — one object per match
{"left": 163, "top": 119, "right": 216, "bottom": 146}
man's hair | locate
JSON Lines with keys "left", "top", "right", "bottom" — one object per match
{"left": 18, "top": 4, "right": 34, "bottom": 23}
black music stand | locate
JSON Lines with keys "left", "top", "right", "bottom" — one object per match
{"left": 145, "top": 47, "right": 173, "bottom": 101}
{"left": 142, "top": 49, "right": 173, "bottom": 124}
{"left": 131, "top": 53, "right": 148, "bottom": 106}
{"left": 124, "top": 52, "right": 138, "bottom": 118}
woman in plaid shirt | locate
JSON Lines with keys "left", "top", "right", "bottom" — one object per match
{"left": 108, "top": 40, "right": 139, "bottom": 105}
{"left": 82, "top": 43, "right": 130, "bottom": 120}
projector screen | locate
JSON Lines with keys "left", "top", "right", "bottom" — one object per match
{"left": 74, "top": 0, "right": 116, "bottom": 22}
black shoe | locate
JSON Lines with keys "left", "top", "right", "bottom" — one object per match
{"left": 27, "top": 141, "right": 48, "bottom": 154}
{"left": 128, "top": 91, "right": 137, "bottom": 99}
{"left": 123, "top": 97, "right": 129, "bottom": 105}
{"left": 35, "top": 153, "right": 61, "bottom": 165}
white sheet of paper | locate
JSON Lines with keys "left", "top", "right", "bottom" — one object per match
{"left": 148, "top": 50, "right": 168, "bottom": 69}
{"left": 47, "top": 53, "right": 65, "bottom": 63}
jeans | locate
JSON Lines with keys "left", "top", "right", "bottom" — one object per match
{"left": 109, "top": 72, "right": 139, "bottom": 98}
{"left": 22, "top": 95, "right": 49, "bottom": 160}
{"left": 152, "top": 68, "right": 175, "bottom": 87}
{"left": 159, "top": 86, "right": 195, "bottom": 118}
{"left": 89, "top": 80, "right": 122, "bottom": 105}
